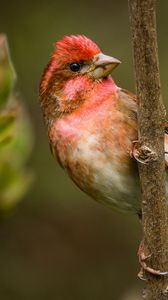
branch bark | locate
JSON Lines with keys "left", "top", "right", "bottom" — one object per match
{"left": 128, "top": 0, "right": 168, "bottom": 299}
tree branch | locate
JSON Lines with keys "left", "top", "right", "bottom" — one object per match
{"left": 128, "top": 0, "right": 168, "bottom": 299}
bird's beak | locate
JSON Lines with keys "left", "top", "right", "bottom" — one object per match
{"left": 91, "top": 53, "right": 121, "bottom": 79}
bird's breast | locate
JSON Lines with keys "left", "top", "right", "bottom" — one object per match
{"left": 49, "top": 108, "right": 140, "bottom": 212}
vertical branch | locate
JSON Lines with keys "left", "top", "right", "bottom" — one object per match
{"left": 128, "top": 0, "right": 168, "bottom": 299}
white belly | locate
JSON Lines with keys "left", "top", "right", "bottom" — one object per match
{"left": 67, "top": 135, "right": 141, "bottom": 213}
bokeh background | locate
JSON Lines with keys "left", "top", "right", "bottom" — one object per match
{"left": 0, "top": 1, "right": 167, "bottom": 299}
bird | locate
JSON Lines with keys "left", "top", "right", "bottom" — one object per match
{"left": 39, "top": 35, "right": 168, "bottom": 278}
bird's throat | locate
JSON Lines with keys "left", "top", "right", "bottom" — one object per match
{"left": 40, "top": 75, "right": 118, "bottom": 126}
{"left": 59, "top": 75, "right": 117, "bottom": 113}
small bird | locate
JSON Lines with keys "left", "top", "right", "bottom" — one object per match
{"left": 39, "top": 35, "right": 168, "bottom": 277}
{"left": 40, "top": 35, "right": 140, "bottom": 211}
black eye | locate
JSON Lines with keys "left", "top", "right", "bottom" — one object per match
{"left": 69, "top": 62, "right": 81, "bottom": 72}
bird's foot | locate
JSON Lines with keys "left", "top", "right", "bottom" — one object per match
{"left": 131, "top": 141, "right": 157, "bottom": 164}
{"left": 138, "top": 241, "right": 168, "bottom": 280}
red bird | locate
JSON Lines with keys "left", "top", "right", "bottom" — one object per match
{"left": 39, "top": 35, "right": 168, "bottom": 277}
{"left": 40, "top": 35, "right": 140, "bottom": 211}
{"left": 39, "top": 34, "right": 168, "bottom": 212}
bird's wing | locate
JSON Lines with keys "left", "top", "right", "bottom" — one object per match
{"left": 118, "top": 88, "right": 168, "bottom": 168}
{"left": 119, "top": 88, "right": 137, "bottom": 103}
{"left": 117, "top": 88, "right": 137, "bottom": 121}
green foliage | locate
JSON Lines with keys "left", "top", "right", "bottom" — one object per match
{"left": 0, "top": 34, "right": 33, "bottom": 213}
{"left": 0, "top": 35, "right": 16, "bottom": 109}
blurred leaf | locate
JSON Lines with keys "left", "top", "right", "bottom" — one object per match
{"left": 0, "top": 112, "right": 15, "bottom": 149}
{"left": 0, "top": 34, "right": 33, "bottom": 214}
{"left": 0, "top": 34, "right": 16, "bottom": 109}
{"left": 0, "top": 161, "right": 33, "bottom": 210}
{"left": 9, "top": 100, "right": 34, "bottom": 165}
{"left": 0, "top": 113, "right": 15, "bottom": 133}
{"left": 0, "top": 135, "right": 13, "bottom": 148}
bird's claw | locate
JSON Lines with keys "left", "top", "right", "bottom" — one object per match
{"left": 138, "top": 241, "right": 168, "bottom": 280}
{"left": 131, "top": 141, "right": 157, "bottom": 164}
{"left": 138, "top": 264, "right": 168, "bottom": 281}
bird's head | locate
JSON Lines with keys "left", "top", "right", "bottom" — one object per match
{"left": 40, "top": 35, "right": 121, "bottom": 124}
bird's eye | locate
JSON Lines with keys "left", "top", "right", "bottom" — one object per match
{"left": 69, "top": 62, "right": 81, "bottom": 72}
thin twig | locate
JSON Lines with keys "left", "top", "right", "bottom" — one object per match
{"left": 128, "top": 0, "right": 168, "bottom": 299}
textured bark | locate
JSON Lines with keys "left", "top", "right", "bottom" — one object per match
{"left": 128, "top": 0, "right": 168, "bottom": 299}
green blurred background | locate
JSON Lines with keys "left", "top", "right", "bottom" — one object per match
{"left": 0, "top": 0, "right": 167, "bottom": 299}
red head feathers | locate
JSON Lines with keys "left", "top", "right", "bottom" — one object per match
{"left": 40, "top": 35, "right": 101, "bottom": 93}
{"left": 40, "top": 34, "right": 120, "bottom": 124}
{"left": 53, "top": 35, "right": 101, "bottom": 64}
